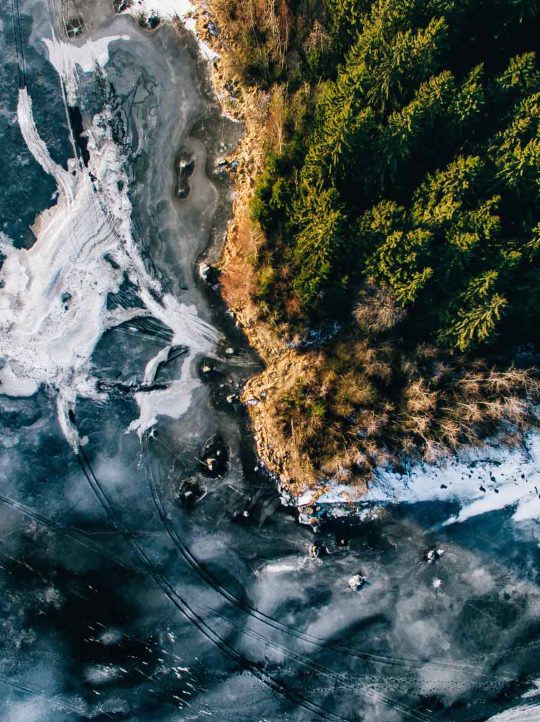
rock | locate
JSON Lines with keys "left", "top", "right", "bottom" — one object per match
{"left": 423, "top": 547, "right": 444, "bottom": 564}
{"left": 207, "top": 21, "right": 220, "bottom": 37}
{"left": 178, "top": 479, "right": 206, "bottom": 507}
{"left": 113, "top": 0, "right": 132, "bottom": 12}
{"left": 232, "top": 508, "right": 252, "bottom": 525}
{"left": 198, "top": 262, "right": 220, "bottom": 286}
{"left": 61, "top": 291, "right": 72, "bottom": 311}
{"left": 308, "top": 543, "right": 327, "bottom": 558}
{"left": 348, "top": 573, "right": 367, "bottom": 591}
{"left": 199, "top": 434, "right": 229, "bottom": 478}
{"left": 199, "top": 263, "right": 210, "bottom": 281}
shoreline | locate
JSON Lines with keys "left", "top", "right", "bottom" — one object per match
{"left": 167, "top": 1, "right": 540, "bottom": 525}
{"left": 186, "top": 1, "right": 337, "bottom": 500}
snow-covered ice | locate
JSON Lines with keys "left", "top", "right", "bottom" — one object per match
{"left": 367, "top": 433, "right": 540, "bottom": 525}
{"left": 42, "top": 33, "right": 129, "bottom": 104}
{"left": 123, "top": 0, "right": 219, "bottom": 61}
{"left": 0, "top": 35, "right": 217, "bottom": 449}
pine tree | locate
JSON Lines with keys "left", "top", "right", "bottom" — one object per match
{"left": 292, "top": 187, "right": 349, "bottom": 309}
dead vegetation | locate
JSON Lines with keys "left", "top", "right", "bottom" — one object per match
{"left": 268, "top": 290, "right": 540, "bottom": 485}
{"left": 210, "top": 0, "right": 322, "bottom": 86}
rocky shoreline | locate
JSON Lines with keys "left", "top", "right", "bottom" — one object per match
{"left": 187, "top": 1, "right": 344, "bottom": 500}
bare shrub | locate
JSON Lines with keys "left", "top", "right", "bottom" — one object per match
{"left": 354, "top": 282, "right": 406, "bottom": 336}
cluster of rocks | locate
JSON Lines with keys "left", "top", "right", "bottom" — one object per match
{"left": 198, "top": 434, "right": 229, "bottom": 478}
{"left": 347, "top": 573, "right": 367, "bottom": 591}
{"left": 423, "top": 547, "right": 445, "bottom": 564}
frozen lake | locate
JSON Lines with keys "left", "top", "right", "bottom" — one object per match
{"left": 0, "top": 1, "right": 539, "bottom": 720}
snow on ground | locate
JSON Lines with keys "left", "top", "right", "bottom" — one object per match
{"left": 487, "top": 702, "right": 540, "bottom": 721}
{"left": 367, "top": 433, "right": 540, "bottom": 525}
{"left": 123, "top": 0, "right": 219, "bottom": 61}
{"left": 128, "top": 0, "right": 194, "bottom": 19}
{"left": 292, "top": 432, "right": 540, "bottom": 527}
{"left": 0, "top": 34, "right": 217, "bottom": 449}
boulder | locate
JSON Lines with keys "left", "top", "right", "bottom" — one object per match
{"left": 348, "top": 573, "right": 367, "bottom": 591}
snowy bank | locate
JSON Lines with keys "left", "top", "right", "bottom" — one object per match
{"left": 291, "top": 431, "right": 540, "bottom": 527}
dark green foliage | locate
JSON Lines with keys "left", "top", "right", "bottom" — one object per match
{"left": 292, "top": 187, "right": 350, "bottom": 308}
{"left": 252, "top": 0, "right": 540, "bottom": 350}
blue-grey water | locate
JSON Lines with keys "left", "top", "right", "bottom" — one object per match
{"left": 1, "top": 2, "right": 540, "bottom": 721}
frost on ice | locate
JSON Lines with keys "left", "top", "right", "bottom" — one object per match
{"left": 0, "top": 35, "right": 217, "bottom": 450}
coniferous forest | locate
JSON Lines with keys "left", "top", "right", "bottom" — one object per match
{"left": 215, "top": 0, "right": 540, "bottom": 482}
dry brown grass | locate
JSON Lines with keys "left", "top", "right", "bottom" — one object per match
{"left": 268, "top": 304, "right": 540, "bottom": 487}
{"left": 211, "top": 0, "right": 293, "bottom": 83}
{"left": 220, "top": 211, "right": 259, "bottom": 309}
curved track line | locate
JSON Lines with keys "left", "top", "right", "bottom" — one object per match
{"left": 142, "top": 437, "right": 438, "bottom": 722}
{"left": 0, "top": 492, "right": 135, "bottom": 571}
{"left": 78, "top": 447, "right": 350, "bottom": 722}
{"left": 0, "top": 673, "right": 100, "bottom": 717}
{"left": 144, "top": 434, "right": 508, "bottom": 683}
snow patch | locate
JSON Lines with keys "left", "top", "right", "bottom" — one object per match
{"left": 487, "top": 703, "right": 540, "bottom": 721}
{"left": 128, "top": 0, "right": 194, "bottom": 19}
{"left": 123, "top": 0, "right": 219, "bottom": 62}
{"left": 43, "top": 33, "right": 129, "bottom": 105}
{"left": 291, "top": 431, "right": 540, "bottom": 527}
{"left": 366, "top": 433, "right": 540, "bottom": 525}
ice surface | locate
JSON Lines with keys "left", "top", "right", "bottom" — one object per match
{"left": 0, "top": 35, "right": 217, "bottom": 448}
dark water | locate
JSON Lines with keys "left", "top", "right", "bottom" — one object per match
{"left": 0, "top": 2, "right": 539, "bottom": 721}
